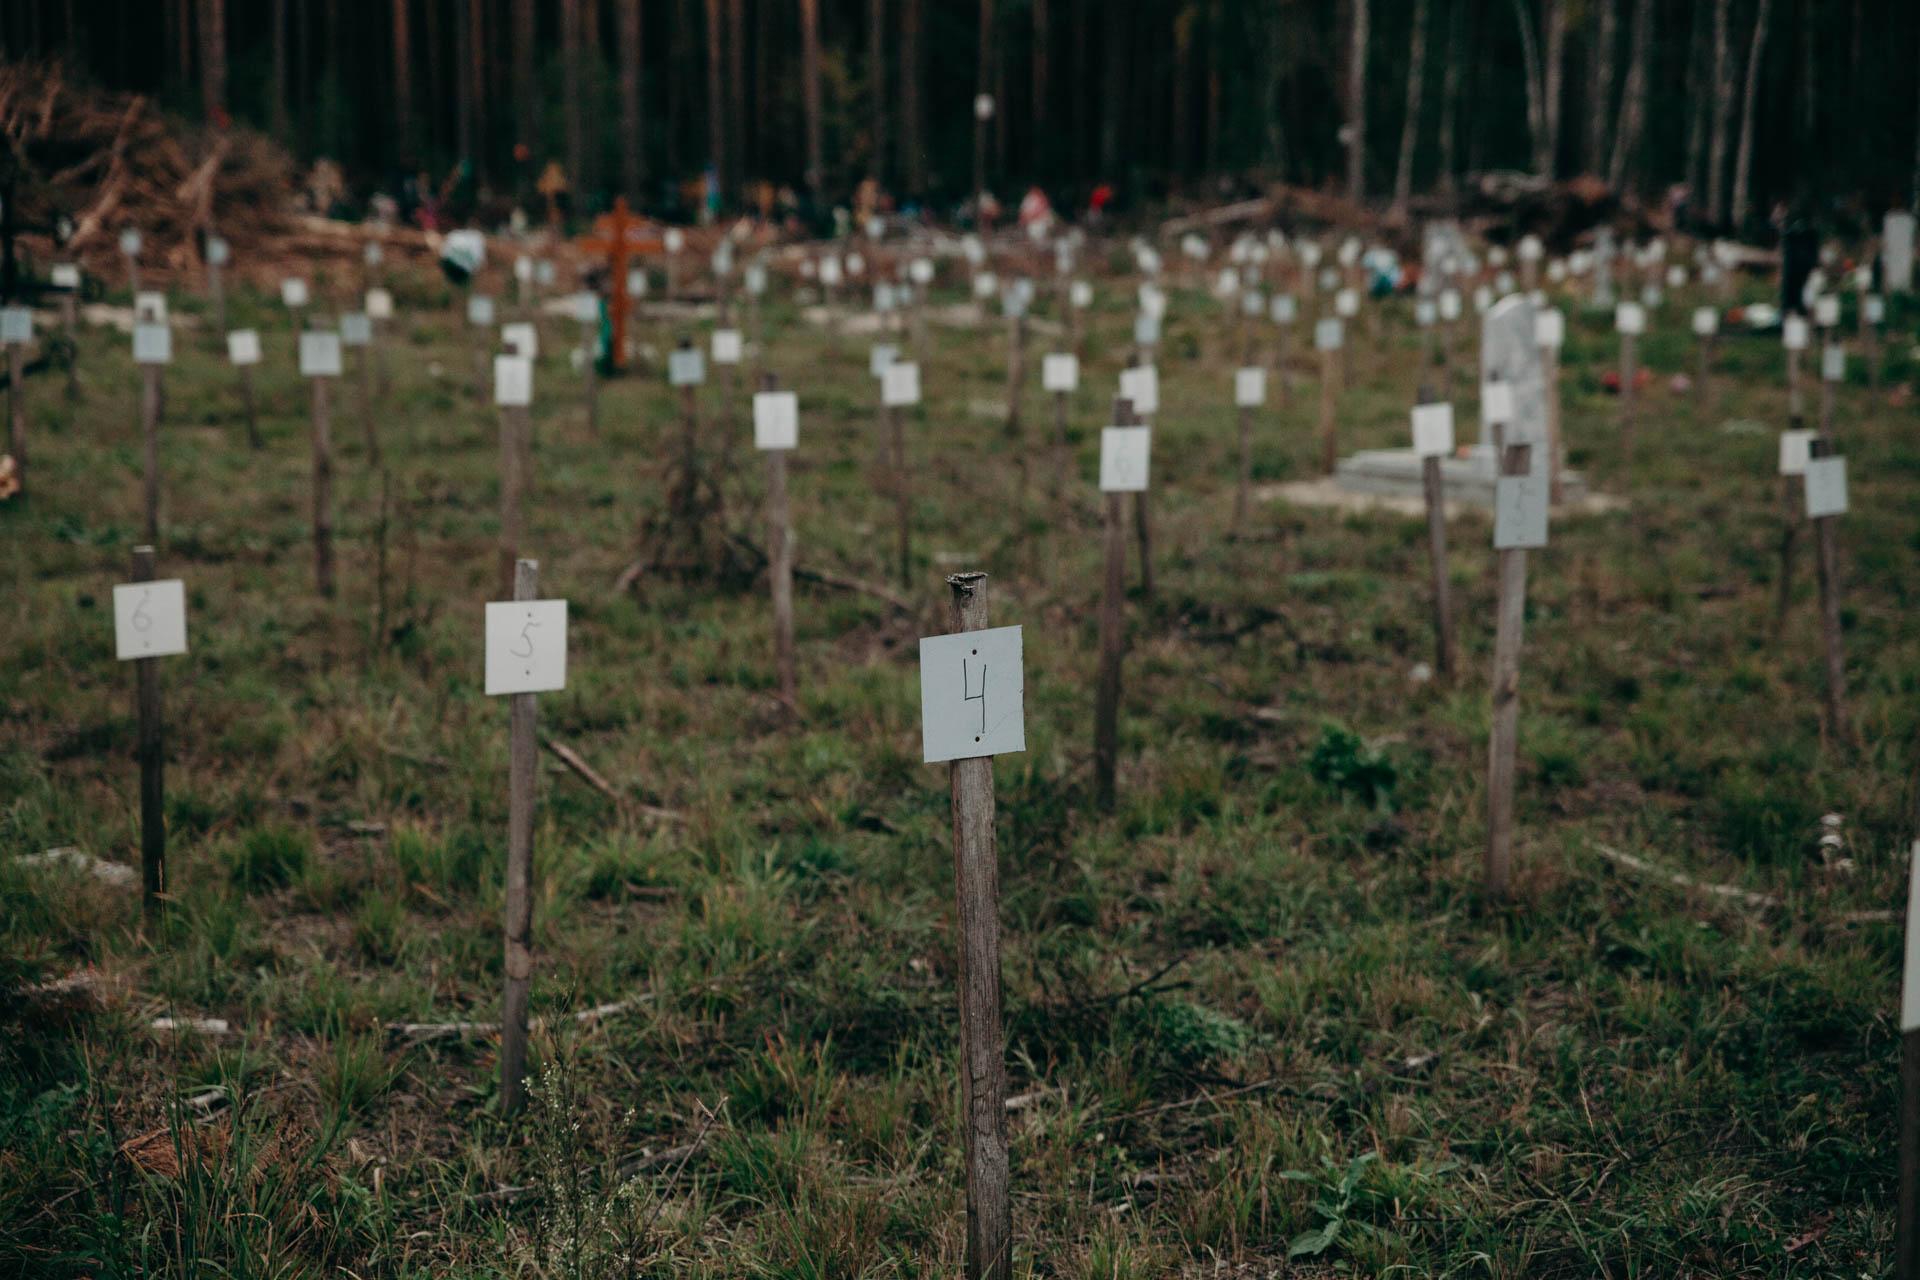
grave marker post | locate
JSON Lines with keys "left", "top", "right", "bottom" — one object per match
{"left": 1486, "top": 442, "right": 1543, "bottom": 898}
{"left": 1094, "top": 396, "right": 1137, "bottom": 812}
{"left": 228, "top": 329, "right": 264, "bottom": 449}
{"left": 133, "top": 324, "right": 170, "bottom": 543}
{"left": 131, "top": 545, "right": 167, "bottom": 924}
{"left": 757, "top": 373, "right": 798, "bottom": 708}
{"left": 498, "top": 557, "right": 543, "bottom": 1117}
{"left": 1807, "top": 440, "right": 1849, "bottom": 743}
{"left": 1617, "top": 304, "right": 1641, "bottom": 459}
{"left": 1898, "top": 839, "right": 1920, "bottom": 1280}
{"left": 495, "top": 353, "right": 535, "bottom": 598}
{"left": 301, "top": 330, "right": 341, "bottom": 598}
{"left": 1316, "top": 318, "right": 1341, "bottom": 476}
{"left": 3, "top": 310, "right": 29, "bottom": 494}
{"left": 1694, "top": 307, "right": 1718, "bottom": 413}
{"left": 1232, "top": 365, "right": 1265, "bottom": 535}
{"left": 1411, "top": 394, "right": 1456, "bottom": 679}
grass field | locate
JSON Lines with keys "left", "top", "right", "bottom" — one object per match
{"left": 2, "top": 259, "right": 1917, "bottom": 1277}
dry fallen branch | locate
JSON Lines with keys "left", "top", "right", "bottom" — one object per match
{"left": 1590, "top": 841, "right": 1780, "bottom": 910}
{"left": 540, "top": 733, "right": 684, "bottom": 824}
{"left": 387, "top": 991, "right": 661, "bottom": 1044}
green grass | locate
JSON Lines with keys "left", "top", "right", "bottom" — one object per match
{"left": 1, "top": 264, "right": 1916, "bottom": 1276}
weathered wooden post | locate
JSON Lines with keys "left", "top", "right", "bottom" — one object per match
{"left": 1775, "top": 428, "right": 1813, "bottom": 633}
{"left": 299, "top": 328, "right": 343, "bottom": 597}
{"left": 1315, "top": 317, "right": 1343, "bottom": 476}
{"left": 1819, "top": 340, "right": 1845, "bottom": 441}
{"left": 1898, "top": 839, "right": 1920, "bottom": 1280}
{"left": 1863, "top": 288, "right": 1885, "bottom": 393}
{"left": 1615, "top": 301, "right": 1645, "bottom": 460}
{"left": 52, "top": 262, "right": 80, "bottom": 401}
{"left": 119, "top": 228, "right": 143, "bottom": 299}
{"left": 713, "top": 324, "right": 745, "bottom": 476}
{"left": 1068, "top": 279, "right": 1093, "bottom": 360}
{"left": 746, "top": 260, "right": 770, "bottom": 379}
{"left": 467, "top": 293, "right": 497, "bottom": 400}
{"left": 667, "top": 336, "right": 708, "bottom": 529}
{"left": 1232, "top": 365, "right": 1266, "bottom": 535}
{"left": 882, "top": 360, "right": 922, "bottom": 588}
{"left": 1095, "top": 397, "right": 1148, "bottom": 810}
{"left": 1692, "top": 306, "right": 1719, "bottom": 413}
{"left": 1119, "top": 360, "right": 1158, "bottom": 599}
{"left": 1270, "top": 292, "right": 1298, "bottom": 407}
{"left": 573, "top": 291, "right": 601, "bottom": 438}
{"left": 495, "top": 352, "right": 534, "bottom": 598}
{"left": 1, "top": 306, "right": 32, "bottom": 494}
{"left": 664, "top": 227, "right": 686, "bottom": 302}
{"left": 1003, "top": 287, "right": 1030, "bottom": 510}
{"left": 227, "top": 329, "right": 264, "bottom": 449}
{"left": 1411, "top": 396, "right": 1456, "bottom": 679}
{"left": 486, "top": 560, "right": 568, "bottom": 1117}
{"left": 205, "top": 234, "right": 230, "bottom": 335}
{"left": 281, "top": 276, "right": 310, "bottom": 344}
{"left": 342, "top": 310, "right": 379, "bottom": 466}
{"left": 1784, "top": 313, "right": 1810, "bottom": 421}
{"left": 1438, "top": 286, "right": 1461, "bottom": 387}
{"left": 132, "top": 321, "right": 171, "bottom": 543}
{"left": 919, "top": 574, "right": 1024, "bottom": 1280}
{"left": 754, "top": 374, "right": 800, "bottom": 708}
{"left": 1486, "top": 442, "right": 1546, "bottom": 898}
{"left": 1042, "top": 353, "right": 1078, "bottom": 499}
{"left": 367, "top": 284, "right": 395, "bottom": 401}
{"left": 1804, "top": 440, "right": 1850, "bottom": 743}
{"left": 115, "top": 547, "right": 186, "bottom": 925}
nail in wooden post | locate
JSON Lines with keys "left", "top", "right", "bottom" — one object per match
{"left": 141, "top": 363, "right": 162, "bottom": 543}
{"left": 310, "top": 363, "right": 336, "bottom": 597}
{"left": 499, "top": 390, "right": 530, "bottom": 600}
{"left": 500, "top": 557, "right": 540, "bottom": 1117}
{"left": 1808, "top": 438, "right": 1848, "bottom": 743}
{"left": 943, "top": 570, "right": 1012, "bottom": 1280}
{"left": 764, "top": 372, "right": 797, "bottom": 708}
{"left": 131, "top": 544, "right": 167, "bottom": 924}
{"left": 1485, "top": 442, "right": 1533, "bottom": 899}
{"left": 1897, "top": 839, "right": 1920, "bottom": 1280}
{"left": 7, "top": 344, "right": 25, "bottom": 496}
{"left": 1095, "top": 396, "right": 1134, "bottom": 811}
{"left": 1418, "top": 390, "right": 1455, "bottom": 680}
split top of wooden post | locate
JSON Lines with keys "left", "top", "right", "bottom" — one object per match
{"left": 133, "top": 544, "right": 156, "bottom": 579}
{"left": 946, "top": 573, "right": 991, "bottom": 633}
{"left": 515, "top": 558, "right": 539, "bottom": 602}
{"left": 1501, "top": 443, "right": 1533, "bottom": 478}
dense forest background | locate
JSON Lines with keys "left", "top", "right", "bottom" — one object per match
{"left": 5, "top": 0, "right": 1919, "bottom": 232}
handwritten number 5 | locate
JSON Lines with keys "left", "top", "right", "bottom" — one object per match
{"left": 511, "top": 616, "right": 540, "bottom": 659}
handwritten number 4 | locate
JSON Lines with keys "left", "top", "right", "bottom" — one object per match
{"left": 963, "top": 649, "right": 986, "bottom": 743}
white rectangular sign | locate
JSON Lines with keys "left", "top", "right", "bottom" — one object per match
{"left": 114, "top": 579, "right": 188, "bottom": 659}
{"left": 882, "top": 361, "right": 921, "bottom": 407}
{"left": 1821, "top": 344, "right": 1846, "bottom": 382}
{"left": 1783, "top": 315, "right": 1810, "bottom": 351}
{"left": 1778, "top": 429, "right": 1814, "bottom": 476}
{"left": 1804, "top": 456, "right": 1848, "bottom": 518}
{"left": 135, "top": 291, "right": 168, "bottom": 322}
{"left": 1234, "top": 367, "right": 1267, "bottom": 408}
{"left": 485, "top": 599, "right": 569, "bottom": 695}
{"left": 366, "top": 287, "right": 395, "bottom": 320}
{"left": 1042, "top": 353, "right": 1079, "bottom": 393}
{"left": 227, "top": 329, "right": 262, "bottom": 365}
{"left": 1615, "top": 302, "right": 1646, "bottom": 336}
{"left": 0, "top": 307, "right": 32, "bottom": 344}
{"left": 502, "top": 321, "right": 538, "bottom": 358}
{"left": 340, "top": 312, "right": 373, "bottom": 346}
{"left": 919, "top": 624, "right": 1025, "bottom": 763}
{"left": 1481, "top": 382, "right": 1515, "bottom": 427}
{"left": 668, "top": 348, "right": 706, "bottom": 387}
{"left": 1535, "top": 309, "right": 1564, "bottom": 349}
{"left": 1494, "top": 473, "right": 1549, "bottom": 549}
{"left": 712, "top": 329, "right": 743, "bottom": 364}
{"left": 1411, "top": 402, "right": 1455, "bottom": 458}
{"left": 1099, "top": 426, "right": 1152, "bottom": 492}
{"left": 133, "top": 323, "right": 172, "bottom": 365}
{"left": 869, "top": 344, "right": 899, "bottom": 377}
{"left": 1903, "top": 842, "right": 1920, "bottom": 1031}
{"left": 281, "top": 278, "right": 310, "bottom": 309}
{"left": 468, "top": 295, "right": 497, "bottom": 326}
{"left": 753, "top": 390, "right": 799, "bottom": 450}
{"left": 299, "top": 331, "right": 343, "bottom": 378}
{"left": 495, "top": 354, "right": 533, "bottom": 406}
{"left": 1118, "top": 365, "right": 1159, "bottom": 416}
{"left": 51, "top": 264, "right": 81, "bottom": 289}
{"left": 1692, "top": 307, "right": 1719, "bottom": 337}
{"left": 1314, "top": 318, "right": 1343, "bottom": 351}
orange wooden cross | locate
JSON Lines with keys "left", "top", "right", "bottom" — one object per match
{"left": 578, "top": 198, "right": 661, "bottom": 372}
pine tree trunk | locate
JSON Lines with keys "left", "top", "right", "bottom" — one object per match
{"left": 901, "top": 0, "right": 925, "bottom": 196}
{"left": 513, "top": 0, "right": 534, "bottom": 158}
{"left": 1070, "top": 0, "right": 1088, "bottom": 179}
{"left": 1683, "top": 0, "right": 1708, "bottom": 202}
{"left": 1031, "top": 0, "right": 1049, "bottom": 176}
{"left": 1607, "top": 0, "right": 1650, "bottom": 190}
{"left": 1542, "top": 0, "right": 1565, "bottom": 177}
{"left": 424, "top": 0, "right": 443, "bottom": 161}
{"left": 392, "top": 0, "right": 413, "bottom": 162}
{"left": 620, "top": 0, "right": 644, "bottom": 199}
{"left": 1204, "top": 0, "right": 1222, "bottom": 172}
{"left": 705, "top": 0, "right": 726, "bottom": 196}
{"left": 1347, "top": 0, "right": 1369, "bottom": 202}
{"left": 1707, "top": 0, "right": 1732, "bottom": 223}
{"left": 868, "top": 0, "right": 887, "bottom": 182}
{"left": 729, "top": 0, "right": 748, "bottom": 182}
{"left": 1437, "top": 0, "right": 1461, "bottom": 195}
{"left": 800, "top": 0, "right": 824, "bottom": 199}
{"left": 272, "top": 0, "right": 291, "bottom": 140}
{"left": 1100, "top": 2, "right": 1125, "bottom": 173}
{"left": 1730, "top": 0, "right": 1773, "bottom": 231}
{"left": 1392, "top": 0, "right": 1429, "bottom": 217}
{"left": 975, "top": 0, "right": 995, "bottom": 203}
{"left": 468, "top": 0, "right": 487, "bottom": 177}
{"left": 1587, "top": 0, "right": 1615, "bottom": 174}
{"left": 199, "top": 0, "right": 226, "bottom": 122}
{"left": 454, "top": 0, "right": 474, "bottom": 160}
{"left": 1172, "top": 5, "right": 1194, "bottom": 186}
{"left": 1511, "top": 0, "right": 1545, "bottom": 175}
{"left": 564, "top": 0, "right": 587, "bottom": 197}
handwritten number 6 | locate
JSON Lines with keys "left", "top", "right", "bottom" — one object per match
{"left": 131, "top": 589, "right": 153, "bottom": 632}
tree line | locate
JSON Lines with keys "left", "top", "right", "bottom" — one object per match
{"left": 7, "top": 0, "right": 1919, "bottom": 230}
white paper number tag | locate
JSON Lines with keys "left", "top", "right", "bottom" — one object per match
{"left": 1778, "top": 429, "right": 1814, "bottom": 476}
{"left": 1042, "top": 353, "right": 1079, "bottom": 393}
{"left": 133, "top": 323, "right": 172, "bottom": 365}
{"left": 1411, "top": 403, "right": 1455, "bottom": 458}
{"left": 340, "top": 313, "right": 373, "bottom": 346}
{"left": 51, "top": 264, "right": 81, "bottom": 290}
{"left": 668, "top": 348, "right": 706, "bottom": 387}
{"left": 281, "top": 278, "right": 310, "bottom": 309}
{"left": 0, "top": 307, "right": 32, "bottom": 344}
{"left": 1481, "top": 381, "right": 1515, "bottom": 427}
{"left": 1118, "top": 365, "right": 1159, "bottom": 417}
{"left": 1866, "top": 295, "right": 1886, "bottom": 325}
{"left": 1783, "top": 315, "right": 1810, "bottom": 351}
{"left": 135, "top": 291, "right": 169, "bottom": 323}
{"left": 502, "top": 321, "right": 538, "bottom": 358}
{"left": 1692, "top": 307, "right": 1719, "bottom": 337}
{"left": 1234, "top": 367, "right": 1266, "bottom": 407}
{"left": 1822, "top": 344, "right": 1846, "bottom": 382}
{"left": 712, "top": 329, "right": 743, "bottom": 364}
{"left": 1271, "top": 294, "right": 1298, "bottom": 325}
{"left": 299, "top": 331, "right": 343, "bottom": 378}
{"left": 1099, "top": 426, "right": 1152, "bottom": 492}
{"left": 1804, "top": 456, "right": 1848, "bottom": 518}
{"left": 485, "top": 599, "right": 568, "bottom": 695}
{"left": 1335, "top": 288, "right": 1360, "bottom": 318}
{"left": 1903, "top": 843, "right": 1920, "bottom": 1031}
{"left": 1494, "top": 473, "right": 1550, "bottom": 549}
{"left": 468, "top": 295, "right": 497, "bottom": 327}
{"left": 227, "top": 329, "right": 262, "bottom": 366}
{"left": 753, "top": 390, "right": 799, "bottom": 450}
{"left": 919, "top": 624, "right": 1025, "bottom": 764}
{"left": 882, "top": 361, "right": 921, "bottom": 407}
{"left": 494, "top": 354, "right": 532, "bottom": 406}
{"left": 1314, "top": 318, "right": 1344, "bottom": 351}
{"left": 1615, "top": 302, "right": 1646, "bottom": 336}
{"left": 869, "top": 344, "right": 899, "bottom": 378}
{"left": 114, "top": 579, "right": 188, "bottom": 660}
{"left": 1814, "top": 294, "right": 1841, "bottom": 327}
{"left": 366, "top": 287, "right": 395, "bottom": 320}
{"left": 1535, "top": 309, "right": 1564, "bottom": 349}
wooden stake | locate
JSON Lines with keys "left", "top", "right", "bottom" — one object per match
{"left": 1776, "top": 470, "right": 1799, "bottom": 635}
{"left": 942, "top": 570, "right": 1012, "bottom": 1280}
{"left": 1619, "top": 331, "right": 1638, "bottom": 460}
{"left": 356, "top": 343, "right": 381, "bottom": 467}
{"left": 1819, "top": 342, "right": 1837, "bottom": 441}
{"left": 1006, "top": 311, "right": 1028, "bottom": 513}
{"left": 310, "top": 372, "right": 336, "bottom": 597}
{"left": 133, "top": 544, "right": 166, "bottom": 925}
{"left": 1232, "top": 398, "right": 1253, "bottom": 535}
{"left": 1273, "top": 322, "right": 1292, "bottom": 407}
{"left": 1051, "top": 388, "right": 1070, "bottom": 499}
{"left": 1696, "top": 330, "right": 1714, "bottom": 414}
{"left": 1542, "top": 340, "right": 1564, "bottom": 505}
{"left": 1485, "top": 442, "right": 1533, "bottom": 899}
{"left": 1787, "top": 345, "right": 1803, "bottom": 421}
{"left": 1419, "top": 394, "right": 1455, "bottom": 680}
{"left": 61, "top": 294, "right": 78, "bottom": 401}
{"left": 141, "top": 364, "right": 162, "bottom": 543}
{"left": 1318, "top": 345, "right": 1338, "bottom": 476}
{"left": 1898, "top": 839, "right": 1920, "bottom": 1280}
{"left": 764, "top": 372, "right": 797, "bottom": 708}
{"left": 891, "top": 394, "right": 911, "bottom": 590}
{"left": 1094, "top": 396, "right": 1133, "bottom": 812}
{"left": 499, "top": 398, "right": 530, "bottom": 600}
{"left": 7, "top": 345, "right": 25, "bottom": 495}
{"left": 208, "top": 259, "right": 226, "bottom": 334}
{"left": 1809, "top": 439, "right": 1848, "bottom": 744}
{"left": 237, "top": 363, "right": 262, "bottom": 449}
{"left": 500, "top": 557, "right": 540, "bottom": 1117}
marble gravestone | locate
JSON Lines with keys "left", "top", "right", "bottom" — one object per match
{"left": 1334, "top": 294, "right": 1587, "bottom": 507}
{"left": 1885, "top": 212, "right": 1915, "bottom": 295}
